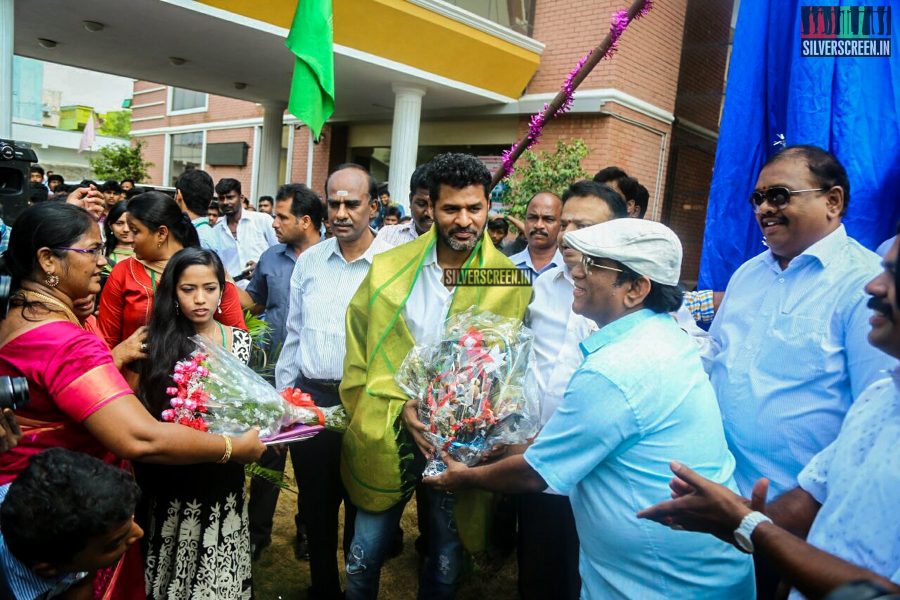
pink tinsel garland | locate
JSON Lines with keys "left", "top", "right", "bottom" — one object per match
{"left": 500, "top": 0, "right": 653, "bottom": 179}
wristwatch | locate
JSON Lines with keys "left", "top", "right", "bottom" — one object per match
{"left": 733, "top": 511, "right": 772, "bottom": 553}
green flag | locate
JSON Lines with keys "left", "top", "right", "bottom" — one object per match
{"left": 285, "top": 0, "right": 334, "bottom": 141}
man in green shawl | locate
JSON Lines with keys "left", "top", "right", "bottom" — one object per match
{"left": 341, "top": 154, "right": 531, "bottom": 599}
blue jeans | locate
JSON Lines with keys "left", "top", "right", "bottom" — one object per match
{"left": 345, "top": 489, "right": 463, "bottom": 600}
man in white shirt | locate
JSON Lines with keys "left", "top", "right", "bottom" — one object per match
{"left": 518, "top": 179, "right": 628, "bottom": 600}
{"left": 371, "top": 164, "right": 433, "bottom": 253}
{"left": 341, "top": 153, "right": 531, "bottom": 599}
{"left": 274, "top": 164, "right": 380, "bottom": 600}
{"left": 507, "top": 191, "right": 564, "bottom": 280}
{"left": 211, "top": 178, "right": 277, "bottom": 288}
{"left": 638, "top": 231, "right": 900, "bottom": 600}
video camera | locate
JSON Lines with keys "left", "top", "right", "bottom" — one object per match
{"left": 0, "top": 275, "right": 29, "bottom": 410}
{"left": 0, "top": 139, "right": 39, "bottom": 225}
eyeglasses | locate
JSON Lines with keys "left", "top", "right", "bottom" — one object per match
{"left": 581, "top": 254, "right": 623, "bottom": 275}
{"left": 749, "top": 187, "right": 825, "bottom": 213}
{"left": 54, "top": 246, "right": 104, "bottom": 260}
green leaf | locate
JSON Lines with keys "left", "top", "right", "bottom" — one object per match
{"left": 500, "top": 138, "right": 589, "bottom": 221}
{"left": 88, "top": 139, "right": 153, "bottom": 183}
{"left": 244, "top": 462, "right": 298, "bottom": 494}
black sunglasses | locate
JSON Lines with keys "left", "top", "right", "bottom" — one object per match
{"left": 749, "top": 186, "right": 825, "bottom": 213}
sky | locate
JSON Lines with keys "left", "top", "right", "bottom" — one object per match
{"left": 42, "top": 61, "right": 133, "bottom": 112}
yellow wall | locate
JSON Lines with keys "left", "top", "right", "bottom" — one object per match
{"left": 197, "top": 0, "right": 540, "bottom": 98}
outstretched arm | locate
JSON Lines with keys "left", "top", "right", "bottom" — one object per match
{"left": 637, "top": 462, "right": 898, "bottom": 600}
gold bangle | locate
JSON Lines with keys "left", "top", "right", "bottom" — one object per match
{"left": 218, "top": 435, "right": 233, "bottom": 464}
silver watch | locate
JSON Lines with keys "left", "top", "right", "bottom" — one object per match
{"left": 733, "top": 511, "right": 772, "bottom": 553}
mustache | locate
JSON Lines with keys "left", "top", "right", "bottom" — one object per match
{"left": 529, "top": 230, "right": 548, "bottom": 238}
{"left": 868, "top": 295, "right": 894, "bottom": 317}
{"left": 449, "top": 226, "right": 478, "bottom": 236}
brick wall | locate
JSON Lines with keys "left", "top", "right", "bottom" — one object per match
{"left": 205, "top": 127, "right": 256, "bottom": 194}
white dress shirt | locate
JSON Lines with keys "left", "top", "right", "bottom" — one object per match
{"left": 508, "top": 247, "right": 564, "bottom": 281}
{"left": 403, "top": 243, "right": 453, "bottom": 346}
{"left": 371, "top": 221, "right": 420, "bottom": 254}
{"left": 525, "top": 263, "right": 597, "bottom": 425}
{"left": 211, "top": 210, "right": 277, "bottom": 287}
{"left": 790, "top": 366, "right": 900, "bottom": 597}
{"left": 274, "top": 237, "right": 377, "bottom": 389}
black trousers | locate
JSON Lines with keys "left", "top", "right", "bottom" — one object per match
{"left": 248, "top": 443, "right": 303, "bottom": 546}
{"left": 516, "top": 492, "right": 581, "bottom": 600}
{"left": 276, "top": 375, "right": 356, "bottom": 599}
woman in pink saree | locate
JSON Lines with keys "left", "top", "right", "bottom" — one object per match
{"left": 0, "top": 203, "right": 265, "bottom": 599}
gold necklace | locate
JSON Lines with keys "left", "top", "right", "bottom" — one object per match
{"left": 20, "top": 290, "right": 84, "bottom": 329}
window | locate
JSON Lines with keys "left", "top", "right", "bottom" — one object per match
{"left": 168, "top": 87, "right": 207, "bottom": 114}
{"left": 169, "top": 132, "right": 203, "bottom": 185}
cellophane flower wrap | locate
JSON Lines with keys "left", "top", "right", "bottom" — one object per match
{"left": 395, "top": 308, "right": 540, "bottom": 477}
{"left": 162, "top": 334, "right": 347, "bottom": 438}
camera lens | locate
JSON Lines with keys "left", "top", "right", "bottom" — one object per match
{"left": 0, "top": 376, "right": 29, "bottom": 411}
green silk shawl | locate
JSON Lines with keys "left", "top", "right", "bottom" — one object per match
{"left": 340, "top": 229, "right": 531, "bottom": 553}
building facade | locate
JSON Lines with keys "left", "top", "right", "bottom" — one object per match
{"left": 130, "top": 0, "right": 732, "bottom": 283}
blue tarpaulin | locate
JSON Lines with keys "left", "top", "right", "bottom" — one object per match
{"left": 699, "top": 0, "right": 900, "bottom": 290}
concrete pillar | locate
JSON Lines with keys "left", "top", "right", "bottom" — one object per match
{"left": 0, "top": 0, "right": 14, "bottom": 139}
{"left": 256, "top": 101, "right": 286, "bottom": 201}
{"left": 387, "top": 84, "right": 425, "bottom": 209}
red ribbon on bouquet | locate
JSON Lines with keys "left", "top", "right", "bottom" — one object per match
{"left": 281, "top": 387, "right": 326, "bottom": 427}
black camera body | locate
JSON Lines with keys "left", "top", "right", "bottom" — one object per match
{"left": 0, "top": 274, "right": 29, "bottom": 410}
{"left": 0, "top": 139, "right": 39, "bottom": 225}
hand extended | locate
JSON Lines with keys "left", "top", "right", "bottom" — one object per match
{"left": 66, "top": 186, "right": 105, "bottom": 221}
{"left": 422, "top": 450, "right": 468, "bottom": 493}
{"left": 636, "top": 461, "right": 769, "bottom": 546}
{"left": 112, "top": 326, "right": 148, "bottom": 370}
{"left": 400, "top": 398, "right": 435, "bottom": 458}
{"left": 0, "top": 409, "right": 23, "bottom": 454}
{"left": 229, "top": 428, "right": 266, "bottom": 464}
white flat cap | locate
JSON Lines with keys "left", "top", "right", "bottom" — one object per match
{"left": 564, "top": 219, "right": 683, "bottom": 286}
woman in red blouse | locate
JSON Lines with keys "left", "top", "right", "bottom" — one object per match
{"left": 98, "top": 191, "right": 245, "bottom": 356}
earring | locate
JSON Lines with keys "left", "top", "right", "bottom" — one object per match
{"left": 217, "top": 299, "right": 222, "bottom": 314}
{"left": 175, "top": 300, "right": 180, "bottom": 310}
{"left": 45, "top": 273, "right": 59, "bottom": 288}
{"left": 157, "top": 241, "right": 163, "bottom": 248}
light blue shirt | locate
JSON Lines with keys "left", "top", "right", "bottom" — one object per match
{"left": 508, "top": 247, "right": 563, "bottom": 281}
{"left": 877, "top": 234, "right": 896, "bottom": 257}
{"left": 0, "top": 484, "right": 86, "bottom": 599}
{"left": 708, "top": 225, "right": 896, "bottom": 498}
{"left": 525, "top": 310, "right": 754, "bottom": 600}
{"left": 790, "top": 366, "right": 900, "bottom": 598}
{"left": 191, "top": 216, "right": 219, "bottom": 253}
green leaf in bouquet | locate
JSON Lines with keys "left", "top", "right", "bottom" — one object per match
{"left": 244, "top": 462, "right": 298, "bottom": 495}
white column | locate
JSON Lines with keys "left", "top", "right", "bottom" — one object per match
{"left": 0, "top": 0, "right": 14, "bottom": 139}
{"left": 387, "top": 84, "right": 425, "bottom": 209}
{"left": 257, "top": 101, "right": 286, "bottom": 200}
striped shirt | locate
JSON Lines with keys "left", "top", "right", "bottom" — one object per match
{"left": 274, "top": 237, "right": 377, "bottom": 389}
{"left": 0, "top": 484, "right": 86, "bottom": 599}
{"left": 683, "top": 289, "right": 716, "bottom": 323}
{"left": 371, "top": 221, "right": 419, "bottom": 254}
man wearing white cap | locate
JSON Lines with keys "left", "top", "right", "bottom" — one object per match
{"left": 425, "top": 219, "right": 755, "bottom": 599}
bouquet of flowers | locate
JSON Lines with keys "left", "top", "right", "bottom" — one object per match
{"left": 162, "top": 334, "right": 347, "bottom": 442}
{"left": 395, "top": 308, "right": 540, "bottom": 477}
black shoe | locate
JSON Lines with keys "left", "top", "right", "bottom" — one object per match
{"left": 294, "top": 531, "right": 309, "bottom": 561}
{"left": 251, "top": 540, "right": 270, "bottom": 561}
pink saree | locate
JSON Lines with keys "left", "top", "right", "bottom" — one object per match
{"left": 0, "top": 321, "right": 145, "bottom": 599}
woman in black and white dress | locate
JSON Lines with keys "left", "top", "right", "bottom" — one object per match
{"left": 137, "top": 247, "right": 254, "bottom": 599}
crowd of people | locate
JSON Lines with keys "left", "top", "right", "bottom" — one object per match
{"left": 0, "top": 144, "right": 895, "bottom": 600}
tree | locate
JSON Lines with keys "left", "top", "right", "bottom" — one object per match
{"left": 98, "top": 110, "right": 132, "bottom": 139}
{"left": 89, "top": 139, "right": 153, "bottom": 183}
{"left": 500, "top": 138, "right": 589, "bottom": 218}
